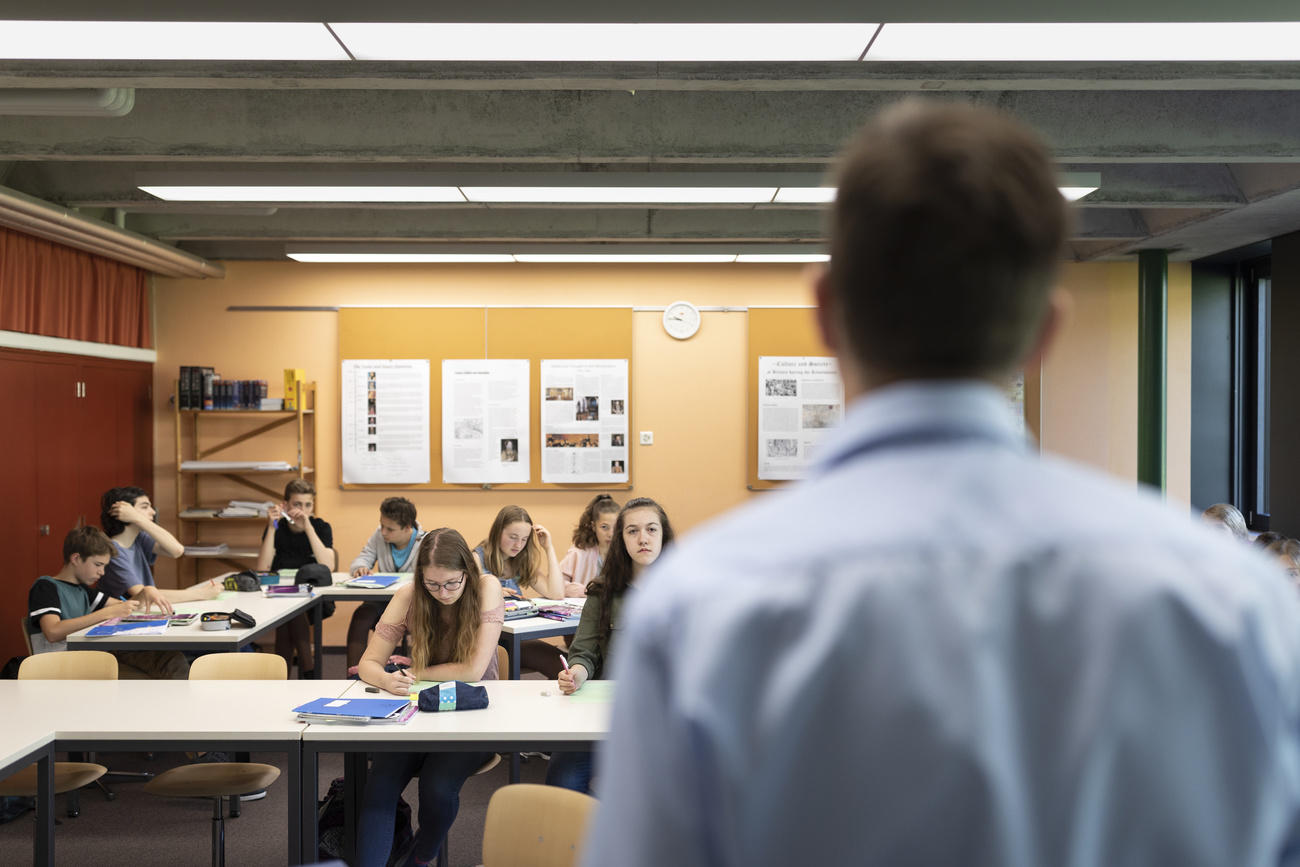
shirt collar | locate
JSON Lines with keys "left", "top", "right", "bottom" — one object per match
{"left": 813, "top": 379, "right": 1028, "bottom": 475}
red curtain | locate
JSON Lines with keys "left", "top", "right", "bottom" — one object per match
{"left": 0, "top": 225, "right": 152, "bottom": 349}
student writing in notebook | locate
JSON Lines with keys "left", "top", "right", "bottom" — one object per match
{"left": 257, "top": 478, "right": 335, "bottom": 677}
{"left": 474, "top": 504, "right": 565, "bottom": 676}
{"left": 547, "top": 498, "right": 674, "bottom": 793}
{"left": 356, "top": 528, "right": 503, "bottom": 867}
{"left": 28, "top": 526, "right": 138, "bottom": 654}
{"left": 345, "top": 496, "right": 427, "bottom": 672}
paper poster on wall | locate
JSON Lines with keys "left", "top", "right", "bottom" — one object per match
{"left": 341, "top": 359, "right": 430, "bottom": 484}
{"left": 757, "top": 356, "right": 843, "bottom": 481}
{"left": 541, "top": 359, "right": 629, "bottom": 484}
{"left": 442, "top": 359, "right": 531, "bottom": 484}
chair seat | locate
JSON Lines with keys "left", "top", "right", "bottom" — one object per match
{"left": 0, "top": 762, "right": 107, "bottom": 797}
{"left": 143, "top": 763, "right": 280, "bottom": 798}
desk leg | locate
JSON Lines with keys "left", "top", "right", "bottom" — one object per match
{"left": 344, "top": 752, "right": 366, "bottom": 866}
{"left": 287, "top": 741, "right": 303, "bottom": 866}
{"left": 35, "top": 748, "right": 53, "bottom": 867}
{"left": 301, "top": 744, "right": 318, "bottom": 866}
{"left": 510, "top": 635, "right": 521, "bottom": 680}
{"left": 312, "top": 601, "right": 323, "bottom": 680}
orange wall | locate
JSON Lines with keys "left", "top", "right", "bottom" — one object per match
{"left": 151, "top": 259, "right": 1193, "bottom": 641}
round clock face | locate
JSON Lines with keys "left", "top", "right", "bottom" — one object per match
{"left": 663, "top": 301, "right": 701, "bottom": 340}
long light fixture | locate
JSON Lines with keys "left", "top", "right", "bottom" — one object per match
{"left": 328, "top": 23, "right": 879, "bottom": 62}
{"left": 138, "top": 185, "right": 465, "bottom": 203}
{"left": 0, "top": 21, "right": 349, "bottom": 61}
{"left": 865, "top": 22, "right": 1300, "bottom": 62}
{"left": 143, "top": 183, "right": 1094, "bottom": 205}
{"left": 287, "top": 250, "right": 826, "bottom": 264}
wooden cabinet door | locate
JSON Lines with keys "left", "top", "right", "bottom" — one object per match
{"left": 0, "top": 354, "right": 40, "bottom": 661}
{"left": 34, "top": 360, "right": 83, "bottom": 572}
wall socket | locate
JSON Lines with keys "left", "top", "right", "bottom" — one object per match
{"left": 639, "top": 431, "right": 654, "bottom": 445}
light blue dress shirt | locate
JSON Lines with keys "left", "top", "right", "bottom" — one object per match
{"left": 586, "top": 380, "right": 1300, "bottom": 867}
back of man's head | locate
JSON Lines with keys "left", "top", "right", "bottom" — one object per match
{"left": 827, "top": 99, "right": 1069, "bottom": 381}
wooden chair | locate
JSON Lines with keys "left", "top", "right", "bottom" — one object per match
{"left": 18, "top": 649, "right": 118, "bottom": 680}
{"left": 142, "top": 652, "right": 287, "bottom": 865}
{"left": 189, "top": 651, "right": 288, "bottom": 681}
{"left": 19, "top": 616, "right": 33, "bottom": 656}
{"left": 13, "top": 650, "right": 122, "bottom": 817}
{"left": 481, "top": 784, "right": 597, "bottom": 867}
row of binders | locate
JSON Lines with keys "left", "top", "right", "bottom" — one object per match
{"left": 178, "top": 366, "right": 274, "bottom": 411}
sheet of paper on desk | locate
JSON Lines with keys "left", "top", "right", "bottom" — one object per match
{"left": 567, "top": 680, "right": 615, "bottom": 703}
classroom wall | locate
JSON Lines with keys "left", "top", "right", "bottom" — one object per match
{"left": 151, "top": 259, "right": 1193, "bottom": 642}
{"left": 1041, "top": 261, "right": 1193, "bottom": 506}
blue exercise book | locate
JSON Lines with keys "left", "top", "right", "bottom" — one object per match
{"left": 86, "top": 619, "right": 169, "bottom": 636}
{"left": 346, "top": 573, "right": 402, "bottom": 589}
{"left": 293, "top": 697, "right": 410, "bottom": 719}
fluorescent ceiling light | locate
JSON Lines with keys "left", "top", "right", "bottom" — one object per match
{"left": 288, "top": 253, "right": 513, "bottom": 263}
{"left": 462, "top": 186, "right": 777, "bottom": 204}
{"left": 514, "top": 253, "right": 739, "bottom": 263}
{"left": 1060, "top": 186, "right": 1098, "bottom": 201}
{"left": 0, "top": 21, "right": 349, "bottom": 61}
{"left": 866, "top": 22, "right": 1300, "bottom": 62}
{"left": 141, "top": 186, "right": 465, "bottom": 203}
{"left": 330, "top": 22, "right": 878, "bottom": 62}
{"left": 736, "top": 253, "right": 830, "bottom": 263}
{"left": 773, "top": 188, "right": 835, "bottom": 204}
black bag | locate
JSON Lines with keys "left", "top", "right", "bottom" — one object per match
{"left": 223, "top": 570, "right": 261, "bottom": 592}
{"left": 317, "top": 775, "right": 412, "bottom": 863}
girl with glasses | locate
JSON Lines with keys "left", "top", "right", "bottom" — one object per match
{"left": 356, "top": 528, "right": 504, "bottom": 867}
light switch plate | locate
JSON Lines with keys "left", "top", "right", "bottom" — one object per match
{"left": 639, "top": 431, "right": 654, "bottom": 445}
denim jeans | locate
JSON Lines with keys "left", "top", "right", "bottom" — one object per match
{"left": 545, "top": 750, "right": 595, "bottom": 794}
{"left": 356, "top": 749, "right": 493, "bottom": 867}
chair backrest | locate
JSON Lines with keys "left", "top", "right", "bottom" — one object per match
{"left": 189, "top": 652, "right": 288, "bottom": 680}
{"left": 19, "top": 617, "right": 33, "bottom": 657}
{"left": 495, "top": 646, "right": 508, "bottom": 679}
{"left": 18, "top": 650, "right": 118, "bottom": 680}
{"left": 482, "top": 783, "right": 597, "bottom": 867}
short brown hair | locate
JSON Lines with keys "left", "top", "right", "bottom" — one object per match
{"left": 827, "top": 99, "right": 1069, "bottom": 379}
{"left": 64, "top": 526, "right": 114, "bottom": 562}
{"left": 380, "top": 496, "right": 417, "bottom": 529}
{"left": 284, "top": 478, "right": 316, "bottom": 500}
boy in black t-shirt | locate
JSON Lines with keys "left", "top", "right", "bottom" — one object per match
{"left": 257, "top": 478, "right": 335, "bottom": 676}
{"left": 28, "top": 526, "right": 138, "bottom": 654}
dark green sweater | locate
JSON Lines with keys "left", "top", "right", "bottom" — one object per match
{"left": 567, "top": 591, "right": 624, "bottom": 680}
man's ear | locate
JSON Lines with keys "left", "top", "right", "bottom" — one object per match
{"left": 810, "top": 265, "right": 841, "bottom": 356}
{"left": 1022, "top": 289, "right": 1070, "bottom": 370}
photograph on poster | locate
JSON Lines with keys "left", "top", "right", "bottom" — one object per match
{"left": 546, "top": 387, "right": 574, "bottom": 401}
{"left": 802, "top": 404, "right": 841, "bottom": 429}
{"left": 576, "top": 396, "right": 599, "bottom": 421}
{"left": 500, "top": 438, "right": 518, "bottom": 462}
{"left": 611, "top": 433, "right": 625, "bottom": 447}
{"left": 547, "top": 433, "right": 599, "bottom": 448}
{"left": 767, "top": 438, "right": 798, "bottom": 458}
{"left": 765, "top": 378, "right": 798, "bottom": 397}
{"left": 611, "top": 399, "right": 625, "bottom": 415}
{"left": 454, "top": 418, "right": 484, "bottom": 440}
{"left": 611, "top": 460, "right": 625, "bottom": 473}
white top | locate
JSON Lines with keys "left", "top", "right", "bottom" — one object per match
{"left": 586, "top": 380, "right": 1300, "bottom": 867}
{"left": 303, "top": 679, "right": 612, "bottom": 745}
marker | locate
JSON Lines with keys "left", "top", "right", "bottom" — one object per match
{"left": 559, "top": 654, "right": 569, "bottom": 671}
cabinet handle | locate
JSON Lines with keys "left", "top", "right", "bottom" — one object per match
{"left": 39, "top": 524, "right": 50, "bottom": 536}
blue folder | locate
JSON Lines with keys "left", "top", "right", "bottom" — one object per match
{"left": 293, "top": 697, "right": 410, "bottom": 719}
{"left": 86, "top": 619, "right": 169, "bottom": 636}
{"left": 346, "top": 573, "right": 403, "bottom": 589}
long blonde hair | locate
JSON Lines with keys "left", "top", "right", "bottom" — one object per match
{"left": 407, "top": 528, "right": 484, "bottom": 672}
{"left": 479, "top": 505, "right": 544, "bottom": 591}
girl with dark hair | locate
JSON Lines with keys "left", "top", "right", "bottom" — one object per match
{"left": 546, "top": 497, "right": 675, "bottom": 793}
{"left": 557, "top": 494, "right": 621, "bottom": 597}
{"left": 356, "top": 528, "right": 503, "bottom": 867}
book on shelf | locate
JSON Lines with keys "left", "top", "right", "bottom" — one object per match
{"left": 284, "top": 368, "right": 304, "bottom": 410}
{"left": 180, "top": 507, "right": 220, "bottom": 519}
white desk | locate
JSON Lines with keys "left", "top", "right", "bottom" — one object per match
{"left": 498, "top": 598, "right": 586, "bottom": 679}
{"left": 315, "top": 571, "right": 411, "bottom": 601}
{"left": 0, "top": 679, "right": 355, "bottom": 866}
{"left": 0, "top": 720, "right": 55, "bottom": 866}
{"left": 300, "top": 678, "right": 613, "bottom": 861}
{"left": 65, "top": 590, "right": 318, "bottom": 655}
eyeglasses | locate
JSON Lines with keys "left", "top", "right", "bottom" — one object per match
{"left": 423, "top": 573, "right": 466, "bottom": 593}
